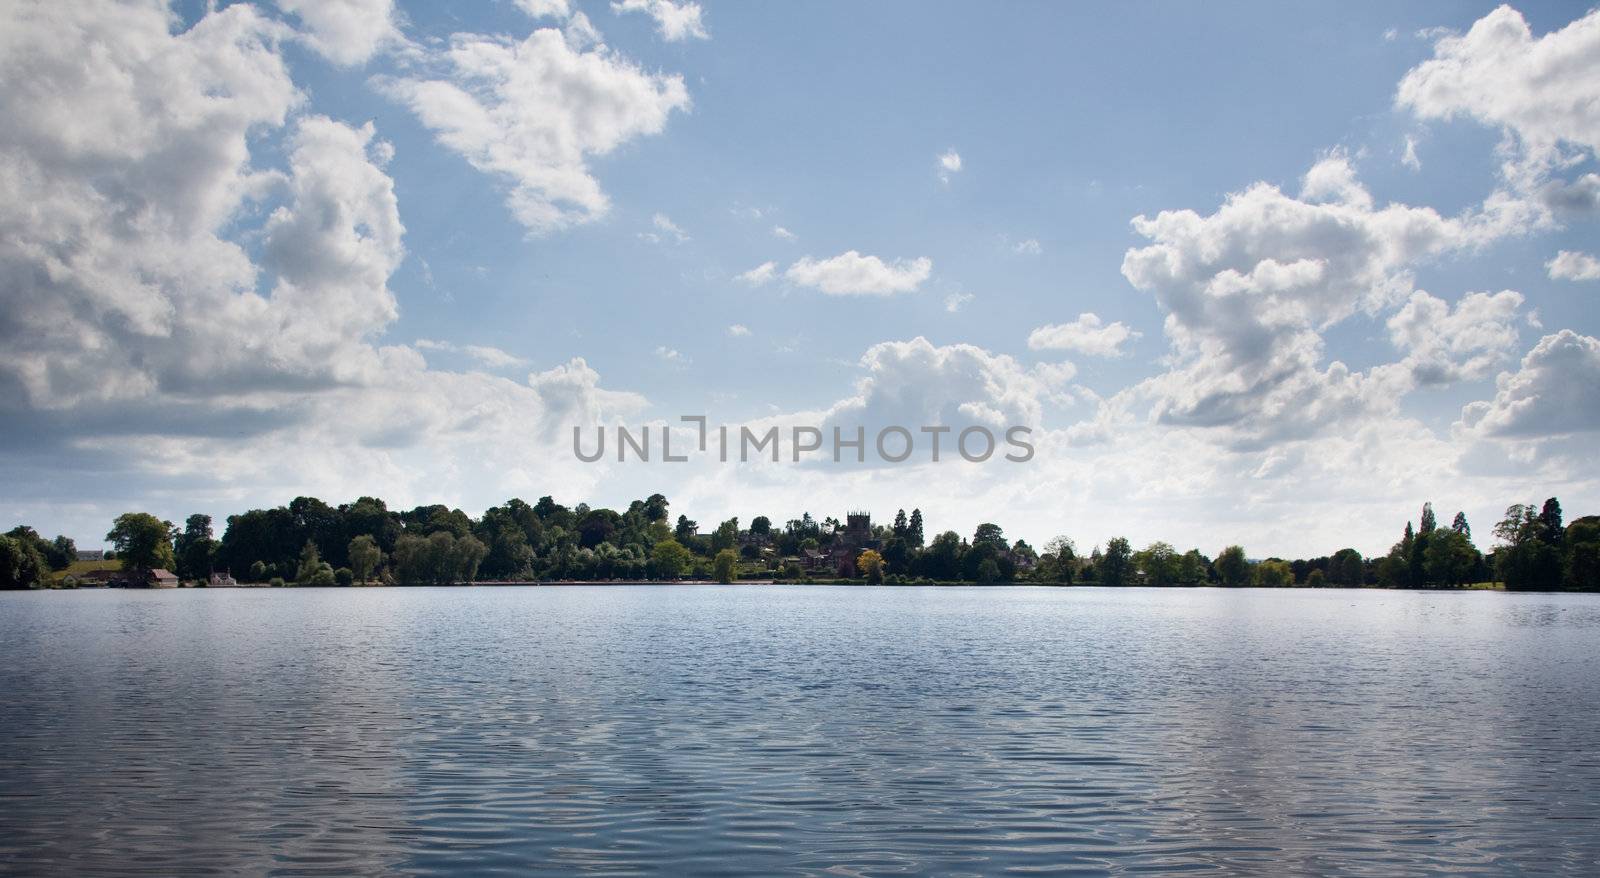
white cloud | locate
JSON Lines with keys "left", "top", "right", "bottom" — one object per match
{"left": 727, "top": 324, "right": 751, "bottom": 337}
{"left": 785, "top": 251, "right": 933, "bottom": 296}
{"left": 1547, "top": 250, "right": 1600, "bottom": 281}
{"left": 735, "top": 261, "right": 777, "bottom": 285}
{"left": 274, "top": 0, "right": 401, "bottom": 66}
{"left": 1398, "top": 6, "right": 1600, "bottom": 209}
{"left": 944, "top": 292, "right": 975, "bottom": 313}
{"left": 1401, "top": 135, "right": 1421, "bottom": 171}
{"left": 1385, "top": 290, "right": 1523, "bottom": 385}
{"left": 655, "top": 345, "right": 688, "bottom": 364}
{"left": 611, "top": 0, "right": 708, "bottom": 41}
{"left": 1118, "top": 153, "right": 1508, "bottom": 444}
{"left": 772, "top": 225, "right": 796, "bottom": 241}
{"left": 1027, "top": 313, "right": 1141, "bottom": 357}
{"left": 0, "top": 1, "right": 646, "bottom": 533}
{"left": 416, "top": 339, "right": 529, "bottom": 369}
{"left": 1458, "top": 330, "right": 1600, "bottom": 438}
{"left": 937, "top": 148, "right": 962, "bottom": 183}
{"left": 647, "top": 212, "right": 689, "bottom": 243}
{"left": 376, "top": 28, "right": 690, "bottom": 234}
{"left": 1012, "top": 238, "right": 1042, "bottom": 255}
{"left": 515, "top": 0, "right": 571, "bottom": 18}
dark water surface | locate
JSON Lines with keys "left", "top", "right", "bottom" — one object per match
{"left": 2, "top": 586, "right": 1598, "bottom": 876}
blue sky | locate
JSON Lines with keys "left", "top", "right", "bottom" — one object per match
{"left": 2, "top": 0, "right": 1598, "bottom": 556}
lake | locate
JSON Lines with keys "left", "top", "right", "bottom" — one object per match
{"left": 1, "top": 585, "right": 1597, "bottom": 875}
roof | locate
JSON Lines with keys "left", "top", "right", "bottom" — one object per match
{"left": 150, "top": 569, "right": 178, "bottom": 580}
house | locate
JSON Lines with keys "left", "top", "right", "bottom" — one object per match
{"left": 114, "top": 568, "right": 179, "bottom": 588}
{"left": 76, "top": 549, "right": 106, "bottom": 561}
{"left": 208, "top": 571, "right": 238, "bottom": 587}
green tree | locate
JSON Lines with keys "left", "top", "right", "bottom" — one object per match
{"left": 652, "top": 539, "right": 691, "bottom": 579}
{"left": 1135, "top": 541, "right": 1179, "bottom": 586}
{"left": 1039, "top": 535, "right": 1076, "bottom": 584}
{"left": 1495, "top": 503, "right": 1562, "bottom": 590}
{"left": 1254, "top": 559, "right": 1294, "bottom": 587}
{"left": 174, "top": 514, "right": 218, "bottom": 580}
{"left": 1329, "top": 548, "right": 1364, "bottom": 587}
{"left": 452, "top": 535, "right": 487, "bottom": 583}
{"left": 106, "top": 513, "right": 176, "bottom": 573}
{"left": 1100, "top": 537, "right": 1133, "bottom": 586}
{"left": 711, "top": 517, "right": 739, "bottom": 554}
{"left": 921, "top": 531, "right": 963, "bottom": 580}
{"left": 1178, "top": 549, "right": 1207, "bottom": 585}
{"left": 295, "top": 540, "right": 336, "bottom": 586}
{"left": 750, "top": 516, "right": 771, "bottom": 536}
{"left": 907, "top": 509, "right": 925, "bottom": 548}
{"left": 348, "top": 535, "right": 381, "bottom": 584}
{"left": 976, "top": 558, "right": 1001, "bottom": 584}
{"left": 1423, "top": 528, "right": 1480, "bottom": 587}
{"left": 972, "top": 523, "right": 1007, "bottom": 552}
{"left": 0, "top": 535, "right": 48, "bottom": 589}
{"left": 1564, "top": 516, "right": 1600, "bottom": 591}
{"left": 713, "top": 548, "right": 738, "bottom": 583}
{"left": 46, "top": 535, "right": 76, "bottom": 570}
{"left": 1306, "top": 569, "right": 1326, "bottom": 587}
{"left": 1215, "top": 545, "right": 1250, "bottom": 587}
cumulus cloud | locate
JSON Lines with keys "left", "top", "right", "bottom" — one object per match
{"left": 1547, "top": 249, "right": 1600, "bottom": 281}
{"left": 944, "top": 292, "right": 975, "bottom": 313}
{"left": 1118, "top": 153, "right": 1507, "bottom": 444}
{"left": 0, "top": 1, "right": 646, "bottom": 535}
{"left": 274, "top": 0, "right": 402, "bottom": 66}
{"left": 611, "top": 0, "right": 708, "bottom": 41}
{"left": 772, "top": 225, "right": 796, "bottom": 240}
{"left": 726, "top": 324, "right": 751, "bottom": 337}
{"left": 1385, "top": 290, "right": 1523, "bottom": 385}
{"left": 1397, "top": 6, "right": 1600, "bottom": 210}
{"left": 735, "top": 261, "right": 777, "bottom": 285}
{"left": 1027, "top": 313, "right": 1141, "bottom": 357}
{"left": 516, "top": 0, "right": 571, "bottom": 18}
{"left": 1012, "top": 238, "right": 1042, "bottom": 255}
{"left": 1457, "top": 330, "right": 1600, "bottom": 438}
{"left": 785, "top": 251, "right": 933, "bottom": 296}
{"left": 376, "top": 27, "right": 690, "bottom": 234}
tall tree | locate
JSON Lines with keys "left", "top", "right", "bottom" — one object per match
{"left": 1100, "top": 537, "right": 1133, "bottom": 586}
{"left": 0, "top": 535, "right": 48, "bottom": 589}
{"left": 1419, "top": 503, "right": 1437, "bottom": 535}
{"left": 1215, "top": 545, "right": 1250, "bottom": 587}
{"left": 348, "top": 535, "right": 381, "bottom": 584}
{"left": 1450, "top": 511, "right": 1471, "bottom": 540}
{"left": 907, "top": 509, "right": 925, "bottom": 548}
{"left": 1539, "top": 498, "right": 1564, "bottom": 547}
{"left": 174, "top": 514, "right": 218, "bottom": 580}
{"left": 106, "top": 513, "right": 176, "bottom": 573}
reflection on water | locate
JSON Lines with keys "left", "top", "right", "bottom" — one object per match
{"left": 2, "top": 586, "right": 1598, "bottom": 875}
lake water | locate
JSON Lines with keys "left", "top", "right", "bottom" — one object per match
{"left": 1, "top": 585, "right": 1597, "bottom": 876}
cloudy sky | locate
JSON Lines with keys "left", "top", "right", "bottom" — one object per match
{"left": 2, "top": 0, "right": 1598, "bottom": 557}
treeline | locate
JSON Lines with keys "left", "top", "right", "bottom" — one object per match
{"left": 2, "top": 494, "right": 1596, "bottom": 591}
{"left": 0, "top": 527, "right": 77, "bottom": 589}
